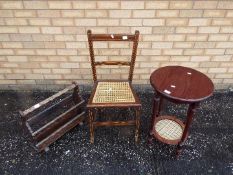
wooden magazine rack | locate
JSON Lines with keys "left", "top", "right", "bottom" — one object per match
{"left": 19, "top": 82, "right": 85, "bottom": 152}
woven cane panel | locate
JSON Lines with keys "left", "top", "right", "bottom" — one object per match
{"left": 155, "top": 119, "right": 183, "bottom": 141}
{"left": 93, "top": 82, "right": 135, "bottom": 103}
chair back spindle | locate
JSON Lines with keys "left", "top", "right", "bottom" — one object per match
{"left": 87, "top": 30, "right": 139, "bottom": 82}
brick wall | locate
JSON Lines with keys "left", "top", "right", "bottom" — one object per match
{"left": 0, "top": 0, "right": 233, "bottom": 89}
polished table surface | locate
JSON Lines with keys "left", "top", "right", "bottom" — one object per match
{"left": 150, "top": 66, "right": 214, "bottom": 103}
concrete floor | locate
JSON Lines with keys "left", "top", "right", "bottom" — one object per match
{"left": 0, "top": 88, "right": 233, "bottom": 175}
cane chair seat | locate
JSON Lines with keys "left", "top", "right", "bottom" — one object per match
{"left": 93, "top": 82, "right": 135, "bottom": 104}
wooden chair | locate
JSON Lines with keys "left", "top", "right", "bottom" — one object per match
{"left": 87, "top": 30, "right": 142, "bottom": 143}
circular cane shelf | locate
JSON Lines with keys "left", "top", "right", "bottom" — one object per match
{"left": 152, "top": 116, "right": 185, "bottom": 145}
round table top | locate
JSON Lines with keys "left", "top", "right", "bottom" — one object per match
{"left": 150, "top": 66, "right": 214, "bottom": 103}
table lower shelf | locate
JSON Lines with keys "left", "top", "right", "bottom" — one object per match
{"left": 152, "top": 115, "right": 185, "bottom": 145}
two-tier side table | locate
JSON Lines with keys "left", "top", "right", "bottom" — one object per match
{"left": 149, "top": 66, "right": 214, "bottom": 156}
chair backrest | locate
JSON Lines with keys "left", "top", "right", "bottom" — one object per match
{"left": 87, "top": 30, "right": 139, "bottom": 82}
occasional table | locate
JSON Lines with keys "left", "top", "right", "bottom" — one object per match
{"left": 149, "top": 66, "right": 214, "bottom": 156}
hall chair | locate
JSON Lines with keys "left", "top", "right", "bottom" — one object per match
{"left": 87, "top": 30, "right": 142, "bottom": 143}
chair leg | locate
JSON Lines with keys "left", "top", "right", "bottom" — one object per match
{"left": 89, "top": 109, "right": 94, "bottom": 143}
{"left": 135, "top": 108, "right": 141, "bottom": 143}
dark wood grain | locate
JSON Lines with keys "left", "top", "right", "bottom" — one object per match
{"left": 87, "top": 30, "right": 139, "bottom": 82}
{"left": 95, "top": 61, "right": 131, "bottom": 66}
{"left": 87, "top": 30, "right": 142, "bottom": 143}
{"left": 87, "top": 32, "right": 136, "bottom": 42}
{"left": 149, "top": 66, "right": 214, "bottom": 156}
{"left": 19, "top": 83, "right": 86, "bottom": 152}
{"left": 36, "top": 112, "right": 85, "bottom": 152}
{"left": 150, "top": 66, "right": 214, "bottom": 103}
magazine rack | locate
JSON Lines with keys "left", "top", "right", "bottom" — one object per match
{"left": 19, "top": 82, "right": 85, "bottom": 152}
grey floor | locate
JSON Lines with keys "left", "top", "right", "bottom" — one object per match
{"left": 0, "top": 88, "right": 233, "bottom": 175}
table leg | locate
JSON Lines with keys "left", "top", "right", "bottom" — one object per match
{"left": 176, "top": 103, "right": 197, "bottom": 156}
{"left": 150, "top": 93, "right": 160, "bottom": 133}
{"left": 89, "top": 109, "right": 94, "bottom": 143}
{"left": 158, "top": 97, "right": 163, "bottom": 116}
{"left": 135, "top": 107, "right": 141, "bottom": 143}
{"left": 148, "top": 92, "right": 160, "bottom": 144}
